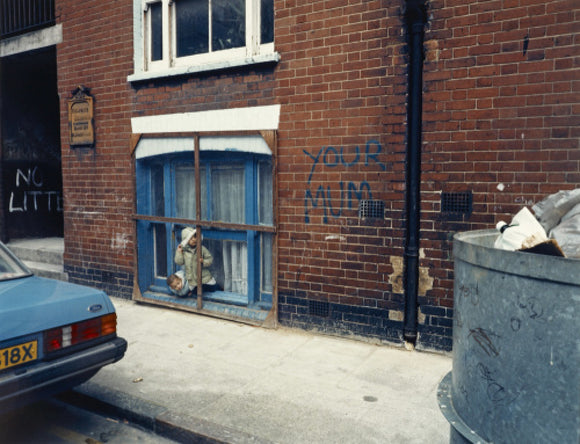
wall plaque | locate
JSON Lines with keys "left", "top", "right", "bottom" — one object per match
{"left": 68, "top": 85, "right": 95, "bottom": 147}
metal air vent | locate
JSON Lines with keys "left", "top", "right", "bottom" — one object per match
{"left": 358, "top": 200, "right": 385, "bottom": 219}
{"left": 441, "top": 191, "right": 472, "bottom": 218}
{"left": 308, "top": 300, "right": 330, "bottom": 318}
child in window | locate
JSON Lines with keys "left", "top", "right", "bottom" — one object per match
{"left": 166, "top": 269, "right": 192, "bottom": 297}
{"left": 174, "top": 227, "right": 219, "bottom": 294}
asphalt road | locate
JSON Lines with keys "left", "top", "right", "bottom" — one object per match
{"left": 0, "top": 397, "right": 177, "bottom": 443}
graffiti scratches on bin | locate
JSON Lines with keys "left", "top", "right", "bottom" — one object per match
{"left": 303, "top": 141, "right": 386, "bottom": 223}
{"left": 457, "top": 281, "right": 480, "bottom": 305}
{"left": 515, "top": 293, "right": 546, "bottom": 323}
{"left": 469, "top": 327, "right": 501, "bottom": 357}
{"left": 476, "top": 362, "right": 521, "bottom": 405}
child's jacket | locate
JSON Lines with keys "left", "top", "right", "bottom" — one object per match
{"left": 174, "top": 243, "right": 214, "bottom": 286}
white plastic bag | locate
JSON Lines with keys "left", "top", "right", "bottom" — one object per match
{"left": 532, "top": 189, "right": 580, "bottom": 233}
{"left": 494, "top": 207, "right": 548, "bottom": 251}
{"left": 549, "top": 202, "right": 580, "bottom": 258}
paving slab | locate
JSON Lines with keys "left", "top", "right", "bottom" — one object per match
{"left": 72, "top": 298, "right": 452, "bottom": 444}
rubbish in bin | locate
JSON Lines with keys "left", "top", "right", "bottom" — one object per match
{"left": 495, "top": 207, "right": 547, "bottom": 249}
{"left": 494, "top": 206, "right": 565, "bottom": 257}
{"left": 533, "top": 188, "right": 580, "bottom": 231}
{"left": 533, "top": 189, "right": 580, "bottom": 258}
{"left": 518, "top": 238, "right": 565, "bottom": 257}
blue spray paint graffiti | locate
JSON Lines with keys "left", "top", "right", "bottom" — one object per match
{"left": 304, "top": 140, "right": 385, "bottom": 223}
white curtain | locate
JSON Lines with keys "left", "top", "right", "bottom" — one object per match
{"left": 176, "top": 164, "right": 207, "bottom": 219}
{"left": 212, "top": 165, "right": 247, "bottom": 294}
{"left": 211, "top": 165, "right": 244, "bottom": 223}
{"left": 261, "top": 233, "right": 273, "bottom": 293}
{"left": 259, "top": 160, "right": 273, "bottom": 293}
{"left": 176, "top": 163, "right": 248, "bottom": 295}
{"left": 222, "top": 240, "right": 248, "bottom": 294}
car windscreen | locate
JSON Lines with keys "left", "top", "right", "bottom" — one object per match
{"left": 0, "top": 246, "right": 31, "bottom": 281}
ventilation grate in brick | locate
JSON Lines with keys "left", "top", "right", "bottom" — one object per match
{"left": 441, "top": 191, "right": 472, "bottom": 216}
{"left": 308, "top": 300, "right": 330, "bottom": 318}
{"left": 358, "top": 200, "right": 385, "bottom": 219}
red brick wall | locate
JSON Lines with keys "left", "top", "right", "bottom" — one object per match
{"left": 420, "top": 0, "right": 579, "bottom": 317}
{"left": 56, "top": 0, "right": 135, "bottom": 297}
{"left": 274, "top": 1, "right": 407, "bottom": 342}
{"left": 52, "top": 0, "right": 578, "bottom": 348}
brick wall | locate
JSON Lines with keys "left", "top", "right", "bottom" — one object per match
{"left": 52, "top": 0, "right": 578, "bottom": 350}
{"left": 56, "top": 0, "right": 135, "bottom": 298}
{"left": 417, "top": 0, "right": 579, "bottom": 348}
{"left": 274, "top": 1, "right": 409, "bottom": 344}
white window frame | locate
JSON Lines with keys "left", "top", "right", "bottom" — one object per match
{"left": 143, "top": 0, "right": 169, "bottom": 72}
{"left": 130, "top": 0, "right": 279, "bottom": 82}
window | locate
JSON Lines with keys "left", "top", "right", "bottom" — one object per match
{"left": 135, "top": 136, "right": 274, "bottom": 309}
{"left": 132, "top": 0, "right": 277, "bottom": 80}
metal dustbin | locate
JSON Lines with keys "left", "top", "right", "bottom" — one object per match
{"left": 438, "top": 230, "right": 580, "bottom": 444}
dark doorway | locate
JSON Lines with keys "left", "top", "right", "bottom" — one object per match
{"left": 0, "top": 46, "right": 63, "bottom": 240}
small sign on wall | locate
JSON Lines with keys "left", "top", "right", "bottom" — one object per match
{"left": 68, "top": 85, "right": 95, "bottom": 147}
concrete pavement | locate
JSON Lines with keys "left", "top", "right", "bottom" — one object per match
{"left": 66, "top": 298, "right": 452, "bottom": 443}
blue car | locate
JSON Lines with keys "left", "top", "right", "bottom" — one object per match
{"left": 0, "top": 242, "right": 127, "bottom": 413}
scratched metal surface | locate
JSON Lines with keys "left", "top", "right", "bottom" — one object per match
{"left": 449, "top": 230, "right": 580, "bottom": 444}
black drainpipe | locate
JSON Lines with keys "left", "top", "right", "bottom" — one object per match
{"left": 403, "top": 0, "right": 427, "bottom": 345}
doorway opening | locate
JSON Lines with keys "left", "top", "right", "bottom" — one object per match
{"left": 0, "top": 46, "right": 63, "bottom": 242}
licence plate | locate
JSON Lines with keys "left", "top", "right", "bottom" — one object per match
{"left": 0, "top": 341, "right": 38, "bottom": 371}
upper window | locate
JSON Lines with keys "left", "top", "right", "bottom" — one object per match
{"left": 131, "top": 0, "right": 277, "bottom": 80}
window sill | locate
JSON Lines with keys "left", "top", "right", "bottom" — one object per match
{"left": 142, "top": 290, "right": 271, "bottom": 323}
{"left": 148, "top": 285, "right": 248, "bottom": 306}
{"left": 128, "top": 52, "right": 281, "bottom": 83}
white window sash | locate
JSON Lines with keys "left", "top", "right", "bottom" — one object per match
{"left": 134, "top": 0, "right": 277, "bottom": 79}
{"left": 143, "top": 0, "right": 171, "bottom": 71}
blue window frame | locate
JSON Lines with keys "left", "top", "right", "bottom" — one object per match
{"left": 136, "top": 147, "right": 273, "bottom": 310}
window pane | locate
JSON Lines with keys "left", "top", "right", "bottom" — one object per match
{"left": 261, "top": 0, "right": 273, "bottom": 44}
{"left": 211, "top": 164, "right": 245, "bottom": 223}
{"left": 258, "top": 159, "right": 273, "bottom": 225}
{"left": 151, "top": 165, "right": 164, "bottom": 216}
{"left": 154, "top": 224, "right": 167, "bottom": 277}
{"left": 205, "top": 238, "right": 248, "bottom": 296}
{"left": 176, "top": 164, "right": 195, "bottom": 219}
{"left": 211, "top": 0, "right": 245, "bottom": 51}
{"left": 261, "top": 232, "right": 273, "bottom": 293}
{"left": 200, "top": 166, "right": 208, "bottom": 220}
{"left": 150, "top": 2, "right": 163, "bottom": 61}
{"left": 176, "top": 164, "right": 208, "bottom": 219}
{"left": 176, "top": 0, "right": 209, "bottom": 57}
